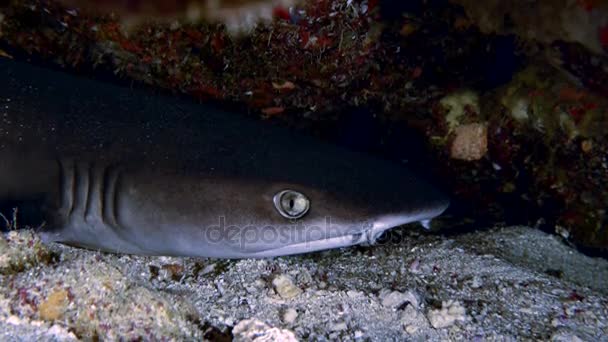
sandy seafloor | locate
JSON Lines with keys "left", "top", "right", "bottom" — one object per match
{"left": 1, "top": 225, "right": 607, "bottom": 341}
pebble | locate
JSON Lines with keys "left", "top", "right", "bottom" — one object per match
{"left": 507, "top": 97, "right": 530, "bottom": 121}
{"left": 346, "top": 290, "right": 363, "bottom": 298}
{"left": 440, "top": 90, "right": 480, "bottom": 131}
{"left": 379, "top": 290, "right": 419, "bottom": 309}
{"left": 409, "top": 259, "right": 421, "bottom": 273}
{"left": 160, "top": 263, "right": 184, "bottom": 281}
{"left": 551, "top": 317, "right": 563, "bottom": 327}
{"left": 272, "top": 274, "right": 302, "bottom": 299}
{"left": 297, "top": 269, "right": 313, "bottom": 285}
{"left": 47, "top": 324, "right": 78, "bottom": 341}
{"left": 401, "top": 304, "right": 430, "bottom": 335}
{"left": 450, "top": 123, "right": 488, "bottom": 161}
{"left": 6, "top": 315, "right": 22, "bottom": 325}
{"left": 581, "top": 139, "right": 593, "bottom": 153}
{"left": 282, "top": 308, "right": 298, "bottom": 324}
{"left": 551, "top": 332, "right": 583, "bottom": 342}
{"left": 0, "top": 234, "right": 7, "bottom": 249}
{"left": 329, "top": 321, "right": 348, "bottom": 331}
{"left": 232, "top": 318, "right": 297, "bottom": 342}
{"left": 200, "top": 263, "right": 216, "bottom": 275}
{"left": 0, "top": 237, "right": 9, "bottom": 270}
{"left": 404, "top": 324, "right": 419, "bottom": 334}
{"left": 427, "top": 300, "right": 467, "bottom": 329}
{"left": 39, "top": 288, "right": 69, "bottom": 321}
{"left": 470, "top": 276, "right": 483, "bottom": 289}
{"left": 254, "top": 278, "right": 266, "bottom": 288}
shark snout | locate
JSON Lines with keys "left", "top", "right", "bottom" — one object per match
{"left": 366, "top": 194, "right": 450, "bottom": 244}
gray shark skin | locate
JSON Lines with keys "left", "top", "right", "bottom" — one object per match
{"left": 0, "top": 59, "right": 449, "bottom": 258}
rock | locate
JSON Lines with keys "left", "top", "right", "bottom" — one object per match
{"left": 408, "top": 259, "right": 421, "bottom": 274}
{"left": 453, "top": 0, "right": 608, "bottom": 54}
{"left": 200, "top": 263, "right": 216, "bottom": 275}
{"left": 39, "top": 289, "right": 69, "bottom": 321}
{"left": 346, "top": 290, "right": 363, "bottom": 299}
{"left": 6, "top": 315, "right": 23, "bottom": 325}
{"left": 47, "top": 324, "right": 78, "bottom": 341}
{"left": 551, "top": 331, "right": 584, "bottom": 342}
{"left": 296, "top": 269, "right": 313, "bottom": 285}
{"left": 160, "top": 263, "right": 184, "bottom": 282}
{"left": 272, "top": 81, "right": 296, "bottom": 91}
{"left": 272, "top": 275, "right": 302, "bottom": 299}
{"left": 0, "top": 234, "right": 8, "bottom": 250}
{"left": 450, "top": 123, "right": 488, "bottom": 161}
{"left": 329, "top": 321, "right": 348, "bottom": 332}
{"left": 282, "top": 308, "right": 298, "bottom": 324}
{"left": 551, "top": 317, "right": 563, "bottom": 328}
{"left": 503, "top": 96, "right": 530, "bottom": 122}
{"left": 0, "top": 230, "right": 56, "bottom": 274}
{"left": 232, "top": 318, "right": 297, "bottom": 342}
{"left": 427, "top": 300, "right": 467, "bottom": 329}
{"left": 581, "top": 140, "right": 593, "bottom": 153}
{"left": 439, "top": 90, "right": 480, "bottom": 131}
{"left": 404, "top": 324, "right": 419, "bottom": 335}
{"left": 0, "top": 236, "right": 9, "bottom": 270}
{"left": 379, "top": 290, "right": 419, "bottom": 309}
{"left": 401, "top": 305, "right": 430, "bottom": 335}
{"left": 251, "top": 278, "right": 266, "bottom": 292}
{"left": 470, "top": 276, "right": 483, "bottom": 289}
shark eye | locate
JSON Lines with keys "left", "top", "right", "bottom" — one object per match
{"left": 273, "top": 190, "right": 310, "bottom": 219}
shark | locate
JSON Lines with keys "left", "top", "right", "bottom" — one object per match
{"left": 0, "top": 59, "right": 449, "bottom": 258}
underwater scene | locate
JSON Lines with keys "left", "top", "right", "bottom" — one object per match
{"left": 0, "top": 0, "right": 607, "bottom": 340}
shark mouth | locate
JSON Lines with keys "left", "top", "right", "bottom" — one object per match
{"left": 247, "top": 207, "right": 448, "bottom": 258}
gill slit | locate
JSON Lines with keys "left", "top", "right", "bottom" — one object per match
{"left": 62, "top": 159, "right": 76, "bottom": 219}
{"left": 102, "top": 164, "right": 123, "bottom": 228}
{"left": 83, "top": 162, "right": 94, "bottom": 222}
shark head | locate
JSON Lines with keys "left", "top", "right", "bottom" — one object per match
{"left": 107, "top": 154, "right": 449, "bottom": 258}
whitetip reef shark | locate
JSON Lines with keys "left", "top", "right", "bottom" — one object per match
{"left": 0, "top": 59, "right": 449, "bottom": 258}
